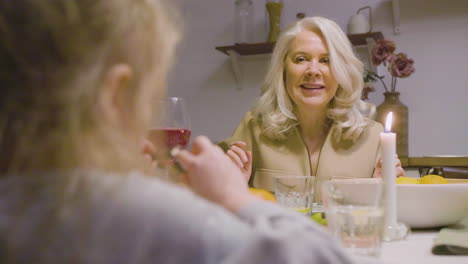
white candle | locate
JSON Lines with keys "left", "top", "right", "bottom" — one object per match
{"left": 380, "top": 112, "right": 397, "bottom": 227}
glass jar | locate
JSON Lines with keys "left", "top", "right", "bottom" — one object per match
{"left": 234, "top": 0, "right": 253, "bottom": 44}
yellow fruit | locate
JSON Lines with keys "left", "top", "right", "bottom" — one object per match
{"left": 419, "top": 175, "right": 448, "bottom": 184}
{"left": 396, "top": 177, "right": 420, "bottom": 184}
{"left": 249, "top": 188, "right": 276, "bottom": 202}
{"left": 293, "top": 207, "right": 311, "bottom": 214}
{"left": 311, "top": 213, "right": 327, "bottom": 226}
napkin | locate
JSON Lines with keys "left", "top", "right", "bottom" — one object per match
{"left": 432, "top": 216, "right": 468, "bottom": 255}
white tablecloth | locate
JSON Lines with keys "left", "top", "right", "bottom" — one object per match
{"left": 378, "top": 230, "right": 468, "bottom": 264}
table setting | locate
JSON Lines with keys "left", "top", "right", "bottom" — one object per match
{"left": 267, "top": 112, "right": 468, "bottom": 263}
{"left": 270, "top": 172, "right": 468, "bottom": 263}
{"left": 150, "top": 101, "right": 468, "bottom": 263}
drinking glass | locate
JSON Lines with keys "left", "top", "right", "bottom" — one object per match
{"left": 322, "top": 178, "right": 384, "bottom": 257}
{"left": 274, "top": 176, "right": 315, "bottom": 216}
{"left": 147, "top": 97, "right": 191, "bottom": 179}
{"left": 234, "top": 0, "right": 253, "bottom": 43}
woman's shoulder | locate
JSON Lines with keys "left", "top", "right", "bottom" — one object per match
{"left": 240, "top": 111, "right": 261, "bottom": 126}
{"left": 230, "top": 111, "right": 263, "bottom": 136}
{"left": 364, "top": 118, "right": 384, "bottom": 134}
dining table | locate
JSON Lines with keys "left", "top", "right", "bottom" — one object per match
{"left": 376, "top": 229, "right": 468, "bottom": 264}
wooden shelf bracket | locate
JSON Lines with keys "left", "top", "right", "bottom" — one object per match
{"left": 364, "top": 37, "right": 382, "bottom": 75}
{"left": 215, "top": 43, "right": 274, "bottom": 90}
{"left": 392, "top": 0, "right": 401, "bottom": 35}
{"left": 226, "top": 50, "right": 243, "bottom": 90}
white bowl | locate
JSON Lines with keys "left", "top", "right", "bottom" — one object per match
{"left": 397, "top": 180, "right": 468, "bottom": 228}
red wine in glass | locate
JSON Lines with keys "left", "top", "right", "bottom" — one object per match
{"left": 147, "top": 128, "right": 192, "bottom": 150}
{"left": 148, "top": 97, "right": 190, "bottom": 173}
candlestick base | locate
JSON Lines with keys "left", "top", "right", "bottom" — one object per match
{"left": 383, "top": 222, "right": 410, "bottom": 242}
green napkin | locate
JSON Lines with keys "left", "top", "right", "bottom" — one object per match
{"left": 432, "top": 216, "right": 468, "bottom": 255}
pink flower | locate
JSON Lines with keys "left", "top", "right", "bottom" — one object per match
{"left": 372, "top": 40, "right": 396, "bottom": 66}
{"left": 388, "top": 53, "right": 415, "bottom": 78}
{"left": 368, "top": 39, "right": 415, "bottom": 92}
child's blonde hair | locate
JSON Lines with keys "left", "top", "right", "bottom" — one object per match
{"left": 0, "top": 0, "right": 180, "bottom": 174}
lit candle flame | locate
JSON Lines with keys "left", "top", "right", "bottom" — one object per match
{"left": 385, "top": 112, "right": 393, "bottom": 133}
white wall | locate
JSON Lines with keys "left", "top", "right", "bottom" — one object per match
{"left": 169, "top": 0, "right": 468, "bottom": 156}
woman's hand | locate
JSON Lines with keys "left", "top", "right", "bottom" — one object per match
{"left": 373, "top": 155, "right": 406, "bottom": 178}
{"left": 226, "top": 141, "right": 252, "bottom": 182}
{"left": 175, "top": 136, "right": 257, "bottom": 213}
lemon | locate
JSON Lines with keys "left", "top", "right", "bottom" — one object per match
{"left": 396, "top": 177, "right": 420, "bottom": 184}
{"left": 311, "top": 213, "right": 327, "bottom": 226}
{"left": 293, "top": 207, "right": 311, "bottom": 214}
{"left": 249, "top": 188, "right": 276, "bottom": 202}
{"left": 419, "top": 174, "right": 448, "bottom": 184}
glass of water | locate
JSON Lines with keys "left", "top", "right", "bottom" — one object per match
{"left": 274, "top": 176, "right": 315, "bottom": 216}
{"left": 322, "top": 178, "right": 384, "bottom": 257}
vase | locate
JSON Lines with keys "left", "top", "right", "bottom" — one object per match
{"left": 376, "top": 92, "right": 408, "bottom": 157}
{"left": 266, "top": 0, "right": 283, "bottom": 42}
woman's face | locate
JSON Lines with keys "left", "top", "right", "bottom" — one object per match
{"left": 284, "top": 30, "right": 338, "bottom": 112}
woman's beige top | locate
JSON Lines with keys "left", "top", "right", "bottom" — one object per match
{"left": 219, "top": 112, "right": 383, "bottom": 201}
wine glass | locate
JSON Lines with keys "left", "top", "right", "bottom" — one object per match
{"left": 147, "top": 97, "right": 191, "bottom": 179}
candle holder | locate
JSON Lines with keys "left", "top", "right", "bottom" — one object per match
{"left": 384, "top": 222, "right": 409, "bottom": 241}
{"left": 376, "top": 92, "right": 409, "bottom": 157}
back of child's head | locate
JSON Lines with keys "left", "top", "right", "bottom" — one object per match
{"left": 0, "top": 0, "right": 180, "bottom": 175}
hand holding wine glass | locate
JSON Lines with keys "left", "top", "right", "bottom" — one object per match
{"left": 147, "top": 97, "right": 191, "bottom": 180}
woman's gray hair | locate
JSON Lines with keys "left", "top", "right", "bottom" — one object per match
{"left": 253, "top": 16, "right": 368, "bottom": 144}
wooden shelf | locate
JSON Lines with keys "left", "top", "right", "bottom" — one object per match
{"left": 215, "top": 42, "right": 275, "bottom": 56}
{"left": 347, "top": 32, "right": 384, "bottom": 46}
{"left": 215, "top": 32, "right": 384, "bottom": 57}
{"left": 215, "top": 43, "right": 275, "bottom": 89}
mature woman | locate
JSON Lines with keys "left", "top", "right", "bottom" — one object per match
{"left": 0, "top": 1, "right": 359, "bottom": 264}
{"left": 221, "top": 16, "right": 404, "bottom": 200}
